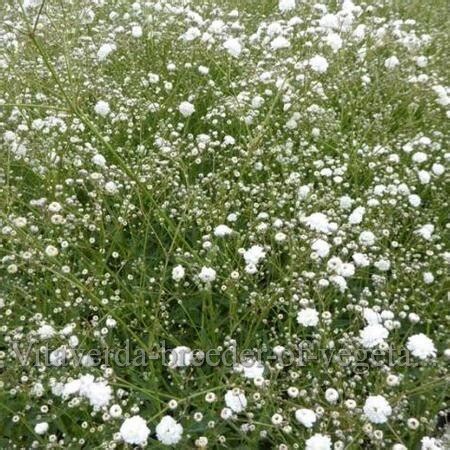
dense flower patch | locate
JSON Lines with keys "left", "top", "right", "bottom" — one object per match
{"left": 0, "top": 0, "right": 448, "bottom": 448}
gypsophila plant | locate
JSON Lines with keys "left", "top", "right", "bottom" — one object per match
{"left": 0, "top": 0, "right": 449, "bottom": 448}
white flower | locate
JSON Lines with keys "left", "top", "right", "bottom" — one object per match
{"left": 432, "top": 163, "right": 445, "bottom": 176}
{"left": 363, "top": 308, "right": 382, "bottom": 325}
{"left": 325, "top": 388, "right": 339, "bottom": 404}
{"left": 45, "top": 245, "right": 59, "bottom": 257}
{"left": 109, "top": 404, "right": 122, "bottom": 418}
{"left": 92, "top": 153, "right": 106, "bottom": 167}
{"left": 423, "top": 272, "right": 434, "bottom": 284}
{"left": 295, "top": 408, "right": 317, "bottom": 428}
{"left": 97, "top": 43, "right": 116, "bottom": 61}
{"left": 198, "top": 266, "right": 216, "bottom": 282}
{"left": 221, "top": 407, "right": 232, "bottom": 420}
{"left": 34, "top": 422, "right": 49, "bottom": 435}
{"left": 179, "top": 101, "right": 195, "bottom": 117}
{"left": 360, "top": 324, "right": 389, "bottom": 348}
{"left": 275, "top": 232, "right": 286, "bottom": 242}
{"left": 421, "top": 436, "right": 443, "bottom": 449}
{"left": 271, "top": 413, "right": 283, "bottom": 425}
{"left": 363, "top": 395, "right": 392, "bottom": 424}
{"left": 339, "top": 262, "right": 355, "bottom": 278}
{"left": 374, "top": 259, "right": 390, "bottom": 271}
{"left": 172, "top": 265, "right": 185, "bottom": 282}
{"left": 279, "top": 0, "right": 296, "bottom": 13}
{"left": 416, "top": 56, "right": 428, "bottom": 67}
{"left": 37, "top": 324, "right": 55, "bottom": 340}
{"left": 297, "top": 308, "right": 319, "bottom": 327}
{"left": 415, "top": 224, "right": 434, "bottom": 241}
{"left": 85, "top": 381, "right": 112, "bottom": 409}
{"left": 305, "top": 433, "right": 332, "bottom": 450}
{"left": 169, "top": 346, "right": 193, "bottom": 368}
{"left": 385, "top": 56, "right": 400, "bottom": 69}
{"left": 62, "top": 379, "right": 82, "bottom": 396}
{"left": 243, "top": 245, "right": 266, "bottom": 266}
{"left": 131, "top": 25, "right": 143, "bottom": 38}
{"left": 23, "top": 0, "right": 41, "bottom": 9}
{"left": 223, "top": 38, "right": 242, "bottom": 57}
{"left": 224, "top": 389, "right": 247, "bottom": 413}
{"left": 319, "top": 13, "right": 339, "bottom": 30}
{"left": 353, "top": 252, "right": 370, "bottom": 267}
{"left": 181, "top": 27, "right": 201, "bottom": 42}
{"left": 302, "top": 212, "right": 333, "bottom": 233}
{"left": 359, "top": 230, "right": 376, "bottom": 246}
{"left": 393, "top": 445, "right": 408, "bottom": 450}
{"left": 348, "top": 206, "right": 365, "bottom": 224}
{"left": 214, "top": 224, "right": 232, "bottom": 237}
{"left": 325, "top": 32, "right": 342, "bottom": 52}
{"left": 48, "top": 202, "right": 61, "bottom": 212}
{"left": 155, "top": 415, "right": 183, "bottom": 445}
{"left": 309, "top": 55, "right": 329, "bottom": 73}
{"left": 236, "top": 359, "right": 265, "bottom": 379}
{"left": 94, "top": 100, "right": 110, "bottom": 117}
{"left": 330, "top": 275, "right": 347, "bottom": 292}
{"left": 104, "top": 181, "right": 118, "bottom": 194}
{"left": 311, "top": 239, "right": 330, "bottom": 258}
{"left": 271, "top": 36, "right": 290, "bottom": 50}
{"left": 408, "top": 194, "right": 421, "bottom": 207}
{"left": 119, "top": 416, "right": 150, "bottom": 445}
{"left": 406, "top": 334, "right": 437, "bottom": 359}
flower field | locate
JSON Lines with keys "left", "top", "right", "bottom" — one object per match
{"left": 0, "top": 0, "right": 448, "bottom": 448}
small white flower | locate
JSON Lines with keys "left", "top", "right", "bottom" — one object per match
{"left": 223, "top": 38, "right": 242, "bottom": 57}
{"left": 408, "top": 194, "right": 421, "bottom": 207}
{"left": 297, "top": 308, "right": 319, "bottom": 327}
{"left": 311, "top": 239, "right": 330, "bottom": 257}
{"left": 359, "top": 230, "right": 376, "bottom": 246}
{"left": 169, "top": 346, "right": 193, "bottom": 368}
{"left": 302, "top": 212, "right": 332, "bottom": 233}
{"left": 172, "top": 265, "right": 185, "bottom": 282}
{"left": 224, "top": 389, "right": 247, "bottom": 413}
{"left": 85, "top": 381, "right": 112, "bottom": 409}
{"left": 45, "top": 245, "right": 59, "bottom": 257}
{"left": 34, "top": 422, "right": 49, "bottom": 435}
{"left": 181, "top": 27, "right": 201, "bottom": 42}
{"left": 309, "top": 55, "right": 329, "bottom": 73}
{"left": 243, "top": 245, "right": 266, "bottom": 266}
{"left": 295, "top": 408, "right": 317, "bottom": 428}
{"left": 37, "top": 324, "right": 55, "bottom": 340}
{"left": 92, "top": 153, "right": 106, "bottom": 167}
{"left": 271, "top": 36, "right": 290, "bottom": 50}
{"left": 214, "top": 224, "right": 232, "bottom": 237}
{"left": 198, "top": 266, "right": 216, "bottom": 283}
{"left": 236, "top": 359, "right": 265, "bottom": 379}
{"left": 385, "top": 56, "right": 400, "bottom": 69}
{"left": 406, "top": 334, "right": 437, "bottom": 359}
{"left": 363, "top": 395, "right": 392, "bottom": 424}
{"left": 155, "top": 415, "right": 183, "bottom": 446}
{"left": 119, "top": 416, "right": 150, "bottom": 445}
{"left": 94, "top": 100, "right": 110, "bottom": 117}
{"left": 305, "top": 433, "right": 332, "bottom": 450}
{"left": 179, "top": 101, "right": 195, "bottom": 117}
{"left": 104, "top": 181, "right": 118, "bottom": 194}
{"left": 325, "top": 388, "right": 339, "bottom": 404}
{"left": 421, "top": 436, "right": 443, "bottom": 450}
{"left": 131, "top": 25, "right": 143, "bottom": 38}
{"left": 109, "top": 404, "right": 122, "bottom": 418}
{"left": 97, "top": 43, "right": 116, "bottom": 61}
{"left": 360, "top": 324, "right": 389, "bottom": 348}
{"left": 279, "top": 0, "right": 296, "bottom": 13}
